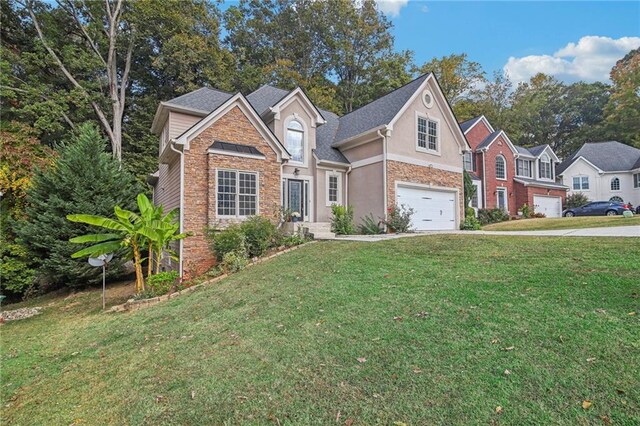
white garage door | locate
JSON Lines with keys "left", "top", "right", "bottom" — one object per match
{"left": 533, "top": 195, "right": 562, "bottom": 218}
{"left": 396, "top": 186, "right": 456, "bottom": 230}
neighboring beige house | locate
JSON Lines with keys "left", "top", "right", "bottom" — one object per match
{"left": 557, "top": 141, "right": 640, "bottom": 206}
{"left": 149, "top": 73, "right": 470, "bottom": 276}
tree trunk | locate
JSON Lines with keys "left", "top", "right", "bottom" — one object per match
{"left": 155, "top": 250, "right": 162, "bottom": 275}
{"left": 147, "top": 242, "right": 153, "bottom": 278}
{"left": 132, "top": 240, "right": 145, "bottom": 294}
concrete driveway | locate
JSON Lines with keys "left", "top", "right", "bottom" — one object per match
{"left": 334, "top": 225, "right": 639, "bottom": 241}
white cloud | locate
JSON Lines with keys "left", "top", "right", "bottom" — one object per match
{"left": 504, "top": 36, "right": 640, "bottom": 85}
{"left": 375, "top": 0, "right": 410, "bottom": 17}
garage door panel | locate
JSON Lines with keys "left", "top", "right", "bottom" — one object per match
{"left": 397, "top": 186, "right": 456, "bottom": 231}
{"left": 533, "top": 195, "right": 562, "bottom": 218}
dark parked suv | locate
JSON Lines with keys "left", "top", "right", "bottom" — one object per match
{"left": 563, "top": 201, "right": 631, "bottom": 217}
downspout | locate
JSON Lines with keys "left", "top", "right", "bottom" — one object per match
{"left": 482, "top": 150, "right": 487, "bottom": 208}
{"left": 169, "top": 139, "right": 185, "bottom": 278}
{"left": 378, "top": 129, "right": 389, "bottom": 222}
{"left": 345, "top": 165, "right": 352, "bottom": 206}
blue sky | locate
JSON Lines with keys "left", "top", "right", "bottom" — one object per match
{"left": 379, "top": 1, "right": 640, "bottom": 84}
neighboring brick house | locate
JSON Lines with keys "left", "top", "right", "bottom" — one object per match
{"left": 460, "top": 116, "right": 568, "bottom": 217}
{"left": 149, "top": 73, "right": 470, "bottom": 276}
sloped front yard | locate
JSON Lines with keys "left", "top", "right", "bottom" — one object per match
{"left": 482, "top": 215, "right": 640, "bottom": 231}
{"left": 1, "top": 236, "right": 639, "bottom": 425}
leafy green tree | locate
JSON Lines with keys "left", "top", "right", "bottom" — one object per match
{"left": 16, "top": 123, "right": 141, "bottom": 290}
{"left": 604, "top": 48, "right": 640, "bottom": 147}
{"left": 416, "top": 53, "right": 485, "bottom": 104}
{"left": 68, "top": 193, "right": 187, "bottom": 293}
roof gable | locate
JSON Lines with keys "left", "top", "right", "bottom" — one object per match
{"left": 246, "top": 85, "right": 290, "bottom": 116}
{"left": 460, "top": 115, "right": 494, "bottom": 135}
{"left": 477, "top": 130, "right": 518, "bottom": 154}
{"left": 557, "top": 141, "right": 640, "bottom": 174}
{"left": 175, "top": 93, "right": 290, "bottom": 161}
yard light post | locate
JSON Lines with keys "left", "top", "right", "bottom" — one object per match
{"left": 88, "top": 254, "right": 113, "bottom": 310}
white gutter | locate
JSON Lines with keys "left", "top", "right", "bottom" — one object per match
{"left": 169, "top": 139, "right": 185, "bottom": 278}
{"left": 345, "top": 165, "right": 352, "bottom": 206}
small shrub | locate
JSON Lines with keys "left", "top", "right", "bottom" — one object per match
{"left": 384, "top": 204, "right": 415, "bottom": 233}
{"left": 520, "top": 203, "right": 531, "bottom": 218}
{"left": 460, "top": 216, "right": 481, "bottom": 230}
{"left": 565, "top": 193, "right": 589, "bottom": 209}
{"left": 331, "top": 204, "right": 355, "bottom": 235}
{"left": 477, "top": 208, "right": 510, "bottom": 225}
{"left": 221, "top": 250, "right": 248, "bottom": 273}
{"left": 465, "top": 207, "right": 476, "bottom": 218}
{"left": 147, "top": 271, "right": 179, "bottom": 296}
{"left": 206, "top": 225, "right": 246, "bottom": 261}
{"left": 358, "top": 213, "right": 383, "bottom": 235}
{"left": 240, "top": 216, "right": 277, "bottom": 258}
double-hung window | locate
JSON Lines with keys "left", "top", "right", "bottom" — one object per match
{"left": 217, "top": 170, "right": 257, "bottom": 217}
{"left": 463, "top": 152, "right": 474, "bottom": 171}
{"left": 611, "top": 177, "right": 620, "bottom": 191}
{"left": 539, "top": 154, "right": 552, "bottom": 179}
{"left": 572, "top": 176, "right": 589, "bottom": 190}
{"left": 634, "top": 173, "right": 640, "bottom": 189}
{"left": 516, "top": 159, "right": 532, "bottom": 177}
{"left": 417, "top": 116, "right": 438, "bottom": 152}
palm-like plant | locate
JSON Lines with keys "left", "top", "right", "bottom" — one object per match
{"left": 67, "top": 194, "right": 186, "bottom": 294}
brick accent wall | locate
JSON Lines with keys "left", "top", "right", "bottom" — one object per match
{"left": 514, "top": 182, "right": 567, "bottom": 214}
{"left": 482, "top": 135, "right": 518, "bottom": 215}
{"left": 386, "top": 160, "right": 465, "bottom": 224}
{"left": 465, "top": 120, "right": 492, "bottom": 151}
{"left": 182, "top": 105, "right": 282, "bottom": 277}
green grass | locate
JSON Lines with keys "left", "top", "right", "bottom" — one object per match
{"left": 483, "top": 215, "right": 640, "bottom": 231}
{"left": 2, "top": 236, "right": 639, "bottom": 425}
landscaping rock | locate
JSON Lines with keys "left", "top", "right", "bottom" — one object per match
{"left": 1, "top": 307, "right": 43, "bottom": 321}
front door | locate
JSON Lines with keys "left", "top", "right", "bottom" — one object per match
{"left": 287, "top": 179, "right": 305, "bottom": 220}
{"left": 497, "top": 188, "right": 508, "bottom": 212}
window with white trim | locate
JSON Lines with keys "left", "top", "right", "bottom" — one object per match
{"left": 496, "top": 155, "right": 506, "bottom": 180}
{"left": 539, "top": 153, "right": 552, "bottom": 179}
{"left": 572, "top": 176, "right": 589, "bottom": 190}
{"left": 417, "top": 116, "right": 438, "bottom": 152}
{"left": 286, "top": 120, "right": 304, "bottom": 163}
{"left": 328, "top": 175, "right": 338, "bottom": 203}
{"left": 516, "top": 159, "right": 532, "bottom": 178}
{"left": 217, "top": 170, "right": 257, "bottom": 217}
{"left": 634, "top": 173, "right": 640, "bottom": 188}
{"left": 611, "top": 177, "right": 620, "bottom": 191}
{"left": 463, "top": 152, "right": 474, "bottom": 171}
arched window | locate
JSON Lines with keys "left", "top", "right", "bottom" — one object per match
{"left": 611, "top": 177, "right": 620, "bottom": 191}
{"left": 539, "top": 153, "right": 552, "bottom": 179}
{"left": 609, "top": 195, "right": 623, "bottom": 203}
{"left": 286, "top": 120, "right": 304, "bottom": 163}
{"left": 495, "top": 155, "right": 506, "bottom": 179}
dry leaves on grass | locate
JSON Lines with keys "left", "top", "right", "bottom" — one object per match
{"left": 582, "top": 400, "right": 592, "bottom": 410}
{"left": 495, "top": 406, "right": 504, "bottom": 414}
{"left": 357, "top": 357, "right": 366, "bottom": 363}
{"left": 502, "top": 346, "right": 515, "bottom": 351}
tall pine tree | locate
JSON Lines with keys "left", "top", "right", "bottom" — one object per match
{"left": 17, "top": 123, "right": 141, "bottom": 290}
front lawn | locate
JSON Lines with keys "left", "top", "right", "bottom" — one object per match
{"left": 2, "top": 236, "right": 639, "bottom": 425}
{"left": 483, "top": 215, "right": 640, "bottom": 231}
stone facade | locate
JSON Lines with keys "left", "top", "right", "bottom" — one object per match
{"left": 182, "top": 106, "right": 282, "bottom": 277}
{"left": 386, "top": 160, "right": 465, "bottom": 223}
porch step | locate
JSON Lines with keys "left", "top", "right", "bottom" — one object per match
{"left": 303, "top": 222, "right": 332, "bottom": 233}
{"left": 309, "top": 231, "right": 336, "bottom": 240}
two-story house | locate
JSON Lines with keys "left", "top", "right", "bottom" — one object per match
{"left": 557, "top": 141, "right": 640, "bottom": 206}
{"left": 149, "top": 73, "right": 470, "bottom": 276}
{"left": 460, "top": 116, "right": 568, "bottom": 217}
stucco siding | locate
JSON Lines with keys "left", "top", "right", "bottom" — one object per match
{"left": 561, "top": 159, "right": 640, "bottom": 204}
{"left": 348, "top": 162, "right": 385, "bottom": 224}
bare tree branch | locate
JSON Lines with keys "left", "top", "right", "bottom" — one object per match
{"left": 56, "top": 0, "right": 107, "bottom": 67}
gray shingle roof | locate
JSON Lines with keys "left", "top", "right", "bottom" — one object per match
{"left": 515, "top": 144, "right": 548, "bottom": 157}
{"left": 515, "top": 145, "right": 533, "bottom": 156}
{"left": 315, "top": 109, "right": 349, "bottom": 164}
{"left": 245, "top": 85, "right": 291, "bottom": 115}
{"left": 557, "top": 141, "right": 640, "bottom": 174}
{"left": 513, "top": 177, "right": 569, "bottom": 190}
{"left": 332, "top": 73, "right": 431, "bottom": 145}
{"left": 165, "top": 87, "right": 233, "bottom": 112}
{"left": 477, "top": 130, "right": 502, "bottom": 150}
{"left": 459, "top": 116, "right": 483, "bottom": 133}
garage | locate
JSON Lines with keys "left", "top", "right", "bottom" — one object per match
{"left": 396, "top": 186, "right": 456, "bottom": 230}
{"left": 533, "top": 195, "right": 562, "bottom": 218}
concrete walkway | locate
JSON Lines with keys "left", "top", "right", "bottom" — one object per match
{"left": 334, "top": 225, "right": 639, "bottom": 241}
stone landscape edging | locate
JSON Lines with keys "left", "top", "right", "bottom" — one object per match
{"left": 110, "top": 241, "right": 317, "bottom": 313}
